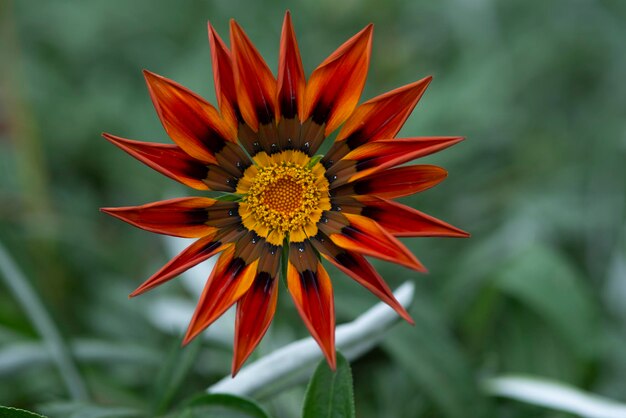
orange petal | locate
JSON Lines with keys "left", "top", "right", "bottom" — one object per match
{"left": 345, "top": 196, "right": 470, "bottom": 238}
{"left": 287, "top": 255, "right": 336, "bottom": 370}
{"left": 328, "top": 136, "right": 464, "bottom": 186}
{"left": 183, "top": 246, "right": 259, "bottom": 344}
{"left": 312, "top": 235, "right": 413, "bottom": 323}
{"left": 337, "top": 76, "right": 432, "bottom": 145}
{"left": 232, "top": 271, "right": 278, "bottom": 375}
{"left": 332, "top": 165, "right": 448, "bottom": 199}
{"left": 143, "top": 70, "right": 236, "bottom": 163}
{"left": 208, "top": 23, "right": 239, "bottom": 128}
{"left": 102, "top": 133, "right": 209, "bottom": 190}
{"left": 230, "top": 20, "right": 278, "bottom": 131}
{"left": 101, "top": 197, "right": 218, "bottom": 238}
{"left": 129, "top": 233, "right": 228, "bottom": 297}
{"left": 303, "top": 24, "right": 373, "bottom": 135}
{"left": 277, "top": 11, "right": 305, "bottom": 121}
{"left": 324, "top": 212, "right": 426, "bottom": 272}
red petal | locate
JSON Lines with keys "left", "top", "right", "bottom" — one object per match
{"left": 101, "top": 197, "right": 218, "bottom": 238}
{"left": 230, "top": 20, "right": 278, "bottom": 131}
{"left": 329, "top": 136, "right": 463, "bottom": 186}
{"left": 344, "top": 196, "right": 470, "bottom": 238}
{"left": 312, "top": 236, "right": 413, "bottom": 324}
{"left": 143, "top": 70, "right": 236, "bottom": 163}
{"left": 287, "top": 257, "right": 336, "bottom": 370}
{"left": 323, "top": 212, "right": 426, "bottom": 272}
{"left": 338, "top": 77, "right": 432, "bottom": 145}
{"left": 232, "top": 271, "right": 278, "bottom": 375}
{"left": 102, "top": 133, "right": 209, "bottom": 190}
{"left": 183, "top": 246, "right": 259, "bottom": 344}
{"left": 332, "top": 165, "right": 448, "bottom": 199}
{"left": 303, "top": 24, "right": 373, "bottom": 135}
{"left": 208, "top": 23, "right": 239, "bottom": 128}
{"left": 277, "top": 11, "right": 305, "bottom": 121}
{"left": 129, "top": 233, "right": 228, "bottom": 297}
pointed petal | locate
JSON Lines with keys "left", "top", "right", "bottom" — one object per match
{"left": 143, "top": 70, "right": 236, "bottom": 163}
{"left": 327, "top": 136, "right": 463, "bottom": 186}
{"left": 320, "top": 212, "right": 426, "bottom": 272}
{"left": 337, "top": 77, "right": 432, "bottom": 144}
{"left": 101, "top": 197, "right": 219, "bottom": 238}
{"left": 230, "top": 20, "right": 278, "bottom": 131}
{"left": 232, "top": 272, "right": 278, "bottom": 375}
{"left": 303, "top": 24, "right": 373, "bottom": 136}
{"left": 277, "top": 11, "right": 305, "bottom": 121}
{"left": 311, "top": 234, "right": 413, "bottom": 323}
{"left": 129, "top": 233, "right": 227, "bottom": 297}
{"left": 183, "top": 245, "right": 259, "bottom": 344}
{"left": 102, "top": 133, "right": 209, "bottom": 190}
{"left": 337, "top": 196, "right": 470, "bottom": 238}
{"left": 287, "top": 242, "right": 336, "bottom": 369}
{"left": 232, "top": 246, "right": 280, "bottom": 375}
{"left": 208, "top": 23, "right": 239, "bottom": 128}
{"left": 332, "top": 165, "right": 448, "bottom": 199}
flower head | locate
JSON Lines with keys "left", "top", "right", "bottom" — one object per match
{"left": 102, "top": 12, "right": 467, "bottom": 375}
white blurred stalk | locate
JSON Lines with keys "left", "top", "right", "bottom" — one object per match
{"left": 484, "top": 376, "right": 626, "bottom": 418}
{"left": 165, "top": 236, "right": 626, "bottom": 417}
{"left": 207, "top": 281, "right": 415, "bottom": 397}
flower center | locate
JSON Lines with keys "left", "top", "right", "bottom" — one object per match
{"left": 261, "top": 177, "right": 304, "bottom": 214}
{"left": 244, "top": 161, "right": 321, "bottom": 235}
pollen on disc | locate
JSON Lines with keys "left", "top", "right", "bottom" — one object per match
{"left": 239, "top": 152, "right": 330, "bottom": 241}
{"left": 261, "top": 177, "right": 305, "bottom": 214}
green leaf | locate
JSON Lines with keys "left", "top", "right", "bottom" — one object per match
{"left": 381, "top": 291, "right": 492, "bottom": 418}
{"left": 0, "top": 406, "right": 47, "bottom": 418}
{"left": 495, "top": 245, "right": 599, "bottom": 359}
{"left": 178, "top": 394, "right": 271, "bottom": 418}
{"left": 214, "top": 193, "right": 243, "bottom": 202}
{"left": 302, "top": 352, "right": 355, "bottom": 418}
{"left": 305, "top": 155, "right": 323, "bottom": 169}
{"left": 36, "top": 402, "right": 143, "bottom": 418}
{"left": 151, "top": 337, "right": 203, "bottom": 415}
{"left": 280, "top": 237, "right": 289, "bottom": 288}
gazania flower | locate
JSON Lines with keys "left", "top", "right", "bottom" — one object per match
{"left": 102, "top": 12, "right": 467, "bottom": 375}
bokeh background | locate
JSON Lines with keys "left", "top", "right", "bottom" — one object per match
{"left": 1, "top": 0, "right": 626, "bottom": 417}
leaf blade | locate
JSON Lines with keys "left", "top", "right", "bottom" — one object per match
{"left": 302, "top": 352, "right": 355, "bottom": 418}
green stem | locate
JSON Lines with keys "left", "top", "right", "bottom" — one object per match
{"left": 0, "top": 241, "right": 88, "bottom": 400}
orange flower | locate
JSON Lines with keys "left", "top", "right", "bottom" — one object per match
{"left": 102, "top": 12, "right": 468, "bottom": 376}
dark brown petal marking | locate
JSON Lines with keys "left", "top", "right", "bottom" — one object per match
{"left": 205, "top": 202, "right": 242, "bottom": 229}
{"left": 214, "top": 141, "right": 252, "bottom": 177}
{"left": 183, "top": 244, "right": 259, "bottom": 345}
{"left": 230, "top": 20, "right": 278, "bottom": 132}
{"left": 310, "top": 232, "right": 413, "bottom": 323}
{"left": 277, "top": 118, "right": 302, "bottom": 151}
{"left": 299, "top": 118, "right": 326, "bottom": 155}
{"left": 204, "top": 164, "right": 240, "bottom": 192}
{"left": 102, "top": 134, "right": 210, "bottom": 190}
{"left": 143, "top": 70, "right": 236, "bottom": 164}
{"left": 330, "top": 165, "right": 448, "bottom": 199}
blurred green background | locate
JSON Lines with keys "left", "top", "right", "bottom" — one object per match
{"left": 1, "top": 0, "right": 626, "bottom": 417}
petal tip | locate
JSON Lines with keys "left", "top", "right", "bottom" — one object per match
{"left": 142, "top": 68, "right": 156, "bottom": 79}
{"left": 128, "top": 285, "right": 146, "bottom": 298}
{"left": 181, "top": 333, "right": 194, "bottom": 347}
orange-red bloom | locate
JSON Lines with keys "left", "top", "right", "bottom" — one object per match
{"left": 102, "top": 12, "right": 467, "bottom": 376}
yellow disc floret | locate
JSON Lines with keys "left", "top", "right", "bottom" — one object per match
{"left": 237, "top": 150, "right": 331, "bottom": 245}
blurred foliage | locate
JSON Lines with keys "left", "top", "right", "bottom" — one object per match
{"left": 1, "top": 0, "right": 626, "bottom": 417}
